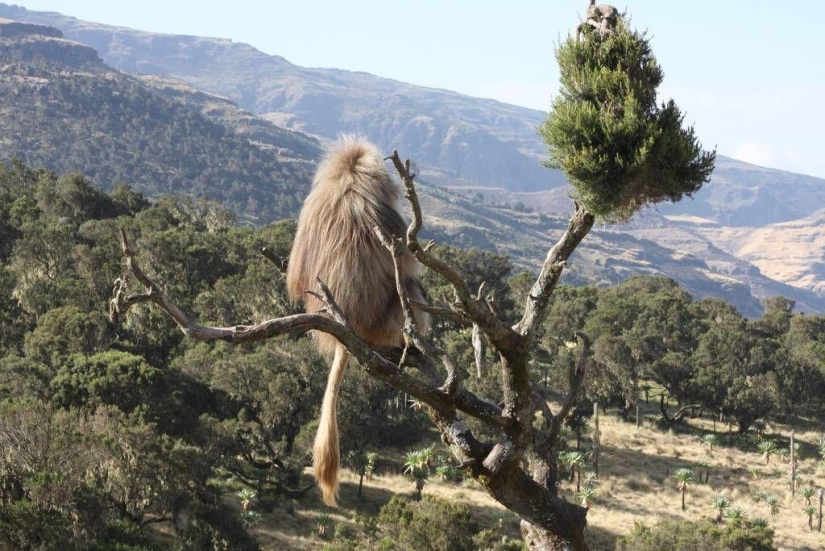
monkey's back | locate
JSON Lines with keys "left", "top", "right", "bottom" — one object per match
{"left": 287, "top": 139, "right": 425, "bottom": 355}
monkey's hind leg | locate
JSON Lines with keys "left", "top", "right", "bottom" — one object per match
{"left": 314, "top": 344, "right": 350, "bottom": 507}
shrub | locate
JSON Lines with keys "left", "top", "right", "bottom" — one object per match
{"left": 87, "top": 518, "right": 159, "bottom": 551}
{"left": 616, "top": 519, "right": 775, "bottom": 551}
{"left": 375, "top": 495, "right": 478, "bottom": 551}
{"left": 326, "top": 495, "right": 483, "bottom": 550}
{"left": 472, "top": 528, "right": 525, "bottom": 551}
{"left": 0, "top": 500, "right": 72, "bottom": 550}
{"left": 177, "top": 503, "right": 260, "bottom": 551}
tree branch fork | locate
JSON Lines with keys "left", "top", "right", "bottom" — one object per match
{"left": 109, "top": 150, "right": 595, "bottom": 547}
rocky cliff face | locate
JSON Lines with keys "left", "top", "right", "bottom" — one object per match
{"left": 0, "top": 18, "right": 320, "bottom": 223}
{"left": 657, "top": 156, "right": 825, "bottom": 227}
{"left": 0, "top": 19, "right": 101, "bottom": 68}
{"left": 0, "top": 18, "right": 61, "bottom": 38}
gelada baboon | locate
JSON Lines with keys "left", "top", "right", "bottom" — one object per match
{"left": 286, "top": 137, "right": 428, "bottom": 506}
{"left": 577, "top": 0, "right": 619, "bottom": 40}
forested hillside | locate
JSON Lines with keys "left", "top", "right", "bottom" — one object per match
{"left": 2, "top": 160, "right": 824, "bottom": 548}
{"left": 0, "top": 20, "right": 320, "bottom": 224}
{"left": 0, "top": 2, "right": 562, "bottom": 194}
{"left": 0, "top": 161, "right": 430, "bottom": 549}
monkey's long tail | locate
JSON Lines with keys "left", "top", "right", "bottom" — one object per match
{"left": 314, "top": 344, "right": 349, "bottom": 507}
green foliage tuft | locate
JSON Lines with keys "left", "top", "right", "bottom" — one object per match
{"left": 540, "top": 19, "right": 715, "bottom": 221}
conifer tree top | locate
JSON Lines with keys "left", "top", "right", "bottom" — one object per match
{"left": 540, "top": 15, "right": 716, "bottom": 222}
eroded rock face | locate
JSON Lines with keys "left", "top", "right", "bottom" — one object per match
{"left": 0, "top": 20, "right": 101, "bottom": 69}
{"left": 0, "top": 19, "right": 62, "bottom": 39}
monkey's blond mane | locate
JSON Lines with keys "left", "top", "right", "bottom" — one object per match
{"left": 286, "top": 137, "right": 428, "bottom": 506}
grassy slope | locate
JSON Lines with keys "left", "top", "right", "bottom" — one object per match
{"left": 237, "top": 405, "right": 825, "bottom": 550}
{"left": 585, "top": 409, "right": 824, "bottom": 550}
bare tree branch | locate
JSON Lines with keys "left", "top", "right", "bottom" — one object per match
{"left": 472, "top": 324, "right": 487, "bottom": 378}
{"left": 259, "top": 246, "right": 288, "bottom": 273}
{"left": 110, "top": 228, "right": 507, "bottom": 431}
{"left": 660, "top": 400, "right": 702, "bottom": 424}
{"left": 472, "top": 282, "right": 488, "bottom": 378}
{"left": 409, "top": 301, "right": 473, "bottom": 326}
{"left": 514, "top": 205, "right": 595, "bottom": 342}
{"left": 375, "top": 226, "right": 459, "bottom": 395}
{"left": 384, "top": 155, "right": 591, "bottom": 537}
{"left": 543, "top": 332, "right": 591, "bottom": 453}
{"left": 387, "top": 151, "right": 520, "bottom": 351}
{"left": 386, "top": 153, "right": 545, "bottom": 481}
{"left": 140, "top": 515, "right": 172, "bottom": 526}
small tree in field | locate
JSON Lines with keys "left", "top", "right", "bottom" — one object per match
{"left": 673, "top": 468, "right": 694, "bottom": 511}
{"left": 108, "top": 8, "right": 713, "bottom": 550}
{"left": 724, "top": 506, "right": 747, "bottom": 524}
{"left": 403, "top": 448, "right": 433, "bottom": 500}
{"left": 760, "top": 441, "right": 780, "bottom": 465}
{"left": 765, "top": 495, "right": 781, "bottom": 516}
{"left": 345, "top": 450, "right": 374, "bottom": 498}
{"left": 804, "top": 506, "right": 817, "bottom": 531}
{"left": 801, "top": 486, "right": 815, "bottom": 507}
{"left": 711, "top": 495, "right": 730, "bottom": 523}
{"left": 578, "top": 484, "right": 598, "bottom": 508}
{"left": 237, "top": 489, "right": 256, "bottom": 512}
{"left": 702, "top": 434, "right": 718, "bottom": 456}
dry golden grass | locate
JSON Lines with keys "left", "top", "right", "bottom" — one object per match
{"left": 581, "top": 410, "right": 825, "bottom": 551}
{"left": 243, "top": 408, "right": 825, "bottom": 550}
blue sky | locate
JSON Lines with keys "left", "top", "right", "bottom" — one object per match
{"left": 14, "top": 1, "right": 825, "bottom": 179}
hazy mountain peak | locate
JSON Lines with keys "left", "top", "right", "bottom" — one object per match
{"left": 0, "top": 19, "right": 319, "bottom": 223}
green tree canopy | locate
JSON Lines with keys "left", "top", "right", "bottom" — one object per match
{"left": 540, "top": 18, "right": 715, "bottom": 221}
{"left": 23, "top": 305, "right": 110, "bottom": 368}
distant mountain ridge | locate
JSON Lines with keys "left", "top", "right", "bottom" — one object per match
{"left": 3, "top": 3, "right": 823, "bottom": 226}
{"left": 1, "top": 4, "right": 825, "bottom": 315}
{"left": 0, "top": 18, "right": 321, "bottom": 223}
{"left": 416, "top": 183, "right": 825, "bottom": 317}
{"left": 0, "top": 2, "right": 563, "bottom": 194}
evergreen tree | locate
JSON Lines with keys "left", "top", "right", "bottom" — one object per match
{"left": 540, "top": 17, "right": 715, "bottom": 222}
